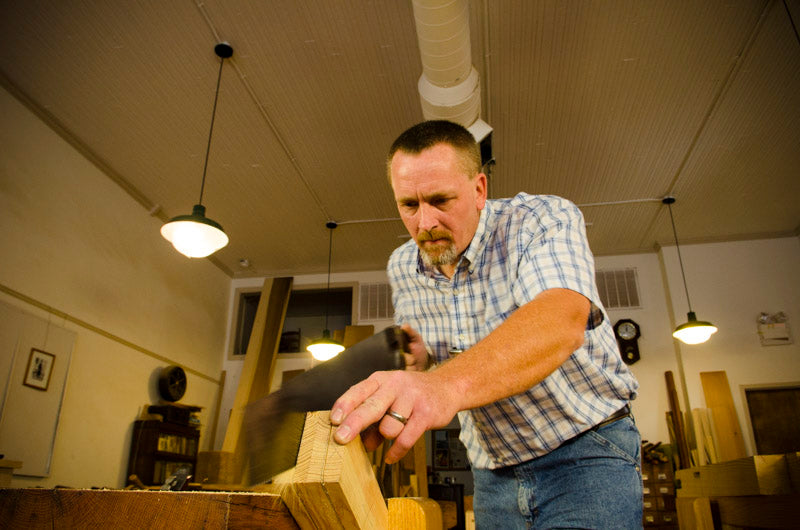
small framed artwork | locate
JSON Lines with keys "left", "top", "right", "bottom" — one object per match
{"left": 23, "top": 348, "right": 56, "bottom": 391}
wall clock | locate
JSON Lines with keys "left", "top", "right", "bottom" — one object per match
{"left": 158, "top": 365, "right": 187, "bottom": 402}
{"left": 613, "top": 319, "right": 641, "bottom": 365}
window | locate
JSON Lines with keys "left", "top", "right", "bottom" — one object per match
{"left": 229, "top": 285, "right": 354, "bottom": 358}
{"left": 231, "top": 290, "right": 261, "bottom": 357}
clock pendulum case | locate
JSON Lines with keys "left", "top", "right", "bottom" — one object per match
{"left": 613, "top": 319, "right": 641, "bottom": 365}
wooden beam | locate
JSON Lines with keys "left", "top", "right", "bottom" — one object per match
{"left": 665, "top": 371, "right": 692, "bottom": 468}
{"left": 220, "top": 277, "right": 293, "bottom": 483}
{"left": 206, "top": 369, "right": 226, "bottom": 451}
{"left": 343, "top": 325, "right": 374, "bottom": 348}
{"left": 676, "top": 454, "right": 797, "bottom": 497}
{"left": 713, "top": 494, "right": 800, "bottom": 528}
{"left": 0, "top": 489, "right": 297, "bottom": 529}
{"left": 266, "top": 411, "right": 389, "bottom": 529}
{"left": 700, "top": 370, "right": 747, "bottom": 462}
{"left": 677, "top": 494, "right": 800, "bottom": 529}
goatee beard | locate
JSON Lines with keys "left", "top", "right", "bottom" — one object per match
{"left": 416, "top": 230, "right": 458, "bottom": 268}
{"left": 420, "top": 244, "right": 458, "bottom": 268}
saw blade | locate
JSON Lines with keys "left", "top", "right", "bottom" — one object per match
{"left": 244, "top": 326, "right": 406, "bottom": 484}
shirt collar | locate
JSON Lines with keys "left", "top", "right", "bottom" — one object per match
{"left": 462, "top": 206, "right": 492, "bottom": 274}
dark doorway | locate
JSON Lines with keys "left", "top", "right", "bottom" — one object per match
{"left": 745, "top": 386, "right": 800, "bottom": 454}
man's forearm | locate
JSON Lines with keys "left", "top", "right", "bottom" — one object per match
{"left": 428, "top": 288, "right": 590, "bottom": 412}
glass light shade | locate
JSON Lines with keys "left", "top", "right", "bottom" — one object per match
{"left": 307, "top": 330, "right": 345, "bottom": 361}
{"left": 161, "top": 204, "right": 228, "bottom": 258}
{"left": 673, "top": 311, "right": 718, "bottom": 345}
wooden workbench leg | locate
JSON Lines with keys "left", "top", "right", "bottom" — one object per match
{"left": 389, "top": 497, "right": 442, "bottom": 529}
{"left": 676, "top": 496, "right": 714, "bottom": 530}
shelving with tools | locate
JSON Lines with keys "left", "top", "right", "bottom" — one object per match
{"left": 127, "top": 419, "right": 200, "bottom": 487}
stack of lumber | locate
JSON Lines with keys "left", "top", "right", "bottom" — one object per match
{"left": 665, "top": 370, "right": 747, "bottom": 468}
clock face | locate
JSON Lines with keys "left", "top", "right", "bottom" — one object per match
{"left": 158, "top": 365, "right": 187, "bottom": 402}
{"left": 618, "top": 321, "right": 638, "bottom": 340}
{"left": 614, "top": 320, "right": 640, "bottom": 365}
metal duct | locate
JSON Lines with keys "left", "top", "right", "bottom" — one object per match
{"left": 412, "top": 0, "right": 481, "bottom": 127}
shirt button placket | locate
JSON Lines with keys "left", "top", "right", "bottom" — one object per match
{"left": 450, "top": 282, "right": 461, "bottom": 352}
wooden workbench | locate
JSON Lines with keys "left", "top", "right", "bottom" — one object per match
{"left": 0, "top": 412, "right": 443, "bottom": 529}
{"left": 675, "top": 453, "right": 800, "bottom": 529}
{"left": 0, "top": 488, "right": 298, "bottom": 528}
{"left": 0, "top": 489, "right": 443, "bottom": 529}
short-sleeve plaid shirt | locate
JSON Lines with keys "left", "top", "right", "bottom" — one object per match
{"left": 388, "top": 194, "right": 638, "bottom": 469}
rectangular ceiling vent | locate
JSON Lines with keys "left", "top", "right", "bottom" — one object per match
{"left": 595, "top": 268, "right": 641, "bottom": 309}
{"left": 359, "top": 282, "right": 394, "bottom": 321}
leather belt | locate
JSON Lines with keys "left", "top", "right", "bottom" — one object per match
{"left": 592, "top": 404, "right": 631, "bottom": 431}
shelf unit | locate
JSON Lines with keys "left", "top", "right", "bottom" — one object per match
{"left": 127, "top": 419, "right": 199, "bottom": 486}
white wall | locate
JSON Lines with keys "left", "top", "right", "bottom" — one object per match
{"left": 660, "top": 237, "right": 800, "bottom": 455}
{"left": 0, "top": 87, "right": 230, "bottom": 488}
{"left": 599, "top": 238, "right": 800, "bottom": 453}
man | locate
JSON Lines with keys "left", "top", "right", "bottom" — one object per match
{"left": 331, "top": 120, "right": 641, "bottom": 528}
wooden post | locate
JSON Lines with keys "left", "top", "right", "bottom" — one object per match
{"left": 665, "top": 371, "right": 691, "bottom": 468}
{"left": 198, "top": 277, "right": 293, "bottom": 485}
{"left": 206, "top": 369, "right": 226, "bottom": 451}
{"left": 412, "top": 437, "right": 428, "bottom": 498}
{"left": 676, "top": 497, "right": 714, "bottom": 530}
{"left": 263, "top": 411, "right": 389, "bottom": 529}
{"left": 225, "top": 277, "right": 293, "bottom": 483}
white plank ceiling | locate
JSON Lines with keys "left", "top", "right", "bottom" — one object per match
{"left": 1, "top": 0, "right": 798, "bottom": 277}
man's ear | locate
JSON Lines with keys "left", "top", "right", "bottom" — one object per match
{"left": 475, "top": 173, "right": 488, "bottom": 209}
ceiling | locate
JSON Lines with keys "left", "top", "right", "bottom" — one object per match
{"left": 1, "top": 0, "right": 798, "bottom": 278}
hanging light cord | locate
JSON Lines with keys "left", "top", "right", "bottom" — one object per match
{"left": 665, "top": 200, "right": 693, "bottom": 313}
{"left": 324, "top": 226, "right": 332, "bottom": 330}
{"left": 199, "top": 55, "right": 226, "bottom": 206}
{"left": 324, "top": 222, "right": 337, "bottom": 331}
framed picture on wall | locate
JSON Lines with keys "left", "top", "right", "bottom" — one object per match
{"left": 23, "top": 348, "right": 55, "bottom": 391}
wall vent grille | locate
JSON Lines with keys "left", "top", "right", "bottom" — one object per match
{"left": 359, "top": 282, "right": 394, "bottom": 321}
{"left": 595, "top": 268, "right": 641, "bottom": 309}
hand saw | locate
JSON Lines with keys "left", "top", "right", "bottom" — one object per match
{"left": 244, "top": 325, "right": 407, "bottom": 485}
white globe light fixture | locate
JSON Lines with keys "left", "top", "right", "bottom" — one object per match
{"left": 161, "top": 43, "right": 232, "bottom": 258}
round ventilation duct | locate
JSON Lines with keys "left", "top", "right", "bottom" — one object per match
{"left": 412, "top": 0, "right": 481, "bottom": 127}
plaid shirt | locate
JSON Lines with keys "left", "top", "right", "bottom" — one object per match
{"left": 388, "top": 193, "right": 638, "bottom": 469}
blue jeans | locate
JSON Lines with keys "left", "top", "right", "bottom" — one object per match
{"left": 472, "top": 416, "right": 642, "bottom": 529}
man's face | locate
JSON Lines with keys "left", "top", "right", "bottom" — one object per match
{"left": 390, "top": 143, "right": 487, "bottom": 271}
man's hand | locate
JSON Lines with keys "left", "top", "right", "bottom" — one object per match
{"left": 329, "top": 369, "right": 457, "bottom": 464}
{"left": 401, "top": 324, "right": 432, "bottom": 371}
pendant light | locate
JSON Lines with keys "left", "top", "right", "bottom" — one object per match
{"left": 307, "top": 222, "right": 346, "bottom": 361}
{"left": 663, "top": 197, "right": 718, "bottom": 344}
{"left": 161, "top": 43, "right": 232, "bottom": 258}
